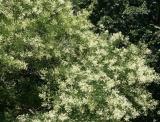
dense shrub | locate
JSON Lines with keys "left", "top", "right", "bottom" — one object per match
{"left": 0, "top": 0, "right": 158, "bottom": 121}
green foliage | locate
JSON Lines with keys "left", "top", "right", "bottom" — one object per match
{"left": 74, "top": 0, "right": 160, "bottom": 72}
{"left": 0, "top": 0, "right": 158, "bottom": 121}
{"left": 85, "top": 0, "right": 160, "bottom": 71}
{"left": 74, "top": 1, "right": 160, "bottom": 120}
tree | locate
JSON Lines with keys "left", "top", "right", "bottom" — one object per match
{"left": 75, "top": 0, "right": 160, "bottom": 72}
{"left": 74, "top": 0, "right": 160, "bottom": 121}
{"left": 0, "top": 0, "right": 158, "bottom": 121}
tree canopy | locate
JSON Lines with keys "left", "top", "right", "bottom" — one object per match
{"left": 0, "top": 0, "right": 159, "bottom": 121}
